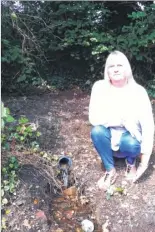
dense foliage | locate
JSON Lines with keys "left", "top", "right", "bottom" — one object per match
{"left": 1, "top": 102, "right": 41, "bottom": 221}
{"left": 1, "top": 1, "right": 155, "bottom": 94}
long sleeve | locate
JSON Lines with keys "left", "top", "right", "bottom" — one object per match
{"left": 89, "top": 80, "right": 123, "bottom": 127}
{"left": 139, "top": 88, "right": 154, "bottom": 159}
{"left": 89, "top": 80, "right": 108, "bottom": 126}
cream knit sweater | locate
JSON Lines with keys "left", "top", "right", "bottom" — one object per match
{"left": 89, "top": 80, "right": 154, "bottom": 162}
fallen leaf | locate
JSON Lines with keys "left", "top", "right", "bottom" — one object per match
{"left": 35, "top": 210, "right": 47, "bottom": 220}
{"left": 5, "top": 209, "right": 11, "bottom": 215}
{"left": 102, "top": 220, "right": 109, "bottom": 232}
{"left": 55, "top": 229, "right": 63, "bottom": 232}
{"left": 53, "top": 211, "right": 63, "bottom": 221}
{"left": 23, "top": 219, "right": 31, "bottom": 229}
{"left": 115, "top": 187, "right": 124, "bottom": 194}
{"left": 52, "top": 154, "right": 59, "bottom": 161}
{"left": 75, "top": 227, "right": 82, "bottom": 232}
{"left": 2, "top": 217, "right": 7, "bottom": 229}
{"left": 33, "top": 199, "right": 39, "bottom": 204}
{"left": 80, "top": 196, "right": 89, "bottom": 205}
{"left": 63, "top": 210, "right": 74, "bottom": 219}
{"left": 63, "top": 186, "right": 77, "bottom": 197}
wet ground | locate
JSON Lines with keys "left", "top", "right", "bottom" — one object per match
{"left": 2, "top": 88, "right": 155, "bottom": 232}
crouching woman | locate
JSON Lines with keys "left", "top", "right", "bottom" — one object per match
{"left": 89, "top": 51, "right": 154, "bottom": 190}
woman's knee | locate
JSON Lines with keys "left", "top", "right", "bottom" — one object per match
{"left": 120, "top": 133, "right": 141, "bottom": 155}
{"left": 91, "top": 125, "right": 110, "bottom": 139}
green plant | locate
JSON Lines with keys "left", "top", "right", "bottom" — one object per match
{"left": 12, "top": 117, "right": 41, "bottom": 145}
{"left": 1, "top": 156, "right": 19, "bottom": 230}
{"left": 1, "top": 103, "right": 42, "bottom": 230}
{"left": 2, "top": 1, "right": 155, "bottom": 92}
{"left": 1, "top": 104, "right": 41, "bottom": 151}
{"left": 147, "top": 78, "right": 155, "bottom": 98}
{"left": 1, "top": 102, "right": 15, "bottom": 130}
{"left": 1, "top": 156, "right": 20, "bottom": 205}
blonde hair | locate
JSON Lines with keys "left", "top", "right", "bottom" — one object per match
{"left": 104, "top": 50, "right": 135, "bottom": 84}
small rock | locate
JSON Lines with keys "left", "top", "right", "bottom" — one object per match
{"left": 132, "top": 195, "right": 139, "bottom": 200}
{"left": 102, "top": 220, "right": 109, "bottom": 232}
{"left": 16, "top": 199, "right": 26, "bottom": 206}
{"left": 121, "top": 180, "right": 128, "bottom": 186}
{"left": 118, "top": 220, "right": 122, "bottom": 224}
{"left": 81, "top": 219, "right": 94, "bottom": 232}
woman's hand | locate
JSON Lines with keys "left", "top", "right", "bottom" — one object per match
{"left": 132, "top": 163, "right": 148, "bottom": 183}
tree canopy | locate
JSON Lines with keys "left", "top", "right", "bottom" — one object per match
{"left": 1, "top": 1, "right": 155, "bottom": 94}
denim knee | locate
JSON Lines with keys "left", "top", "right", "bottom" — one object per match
{"left": 119, "top": 132, "right": 141, "bottom": 155}
{"left": 91, "top": 125, "right": 111, "bottom": 140}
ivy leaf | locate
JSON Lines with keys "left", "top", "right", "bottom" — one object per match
{"left": 5, "top": 115, "right": 15, "bottom": 123}
{"left": 9, "top": 182, "right": 15, "bottom": 190}
{"left": 2, "top": 198, "right": 8, "bottom": 205}
{"left": 18, "top": 117, "right": 29, "bottom": 124}
{"left": 9, "top": 163, "right": 14, "bottom": 169}
{"left": 9, "top": 156, "right": 17, "bottom": 164}
{"left": 1, "top": 189, "right": 4, "bottom": 197}
{"left": 2, "top": 167, "right": 7, "bottom": 173}
{"left": 36, "top": 131, "right": 41, "bottom": 137}
{"left": 4, "top": 143, "right": 10, "bottom": 150}
{"left": 6, "top": 108, "right": 10, "bottom": 115}
{"left": 4, "top": 185, "right": 10, "bottom": 191}
{"left": 1, "top": 119, "right": 5, "bottom": 129}
{"left": 11, "top": 12, "right": 17, "bottom": 19}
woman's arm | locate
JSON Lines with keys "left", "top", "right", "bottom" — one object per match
{"left": 89, "top": 80, "right": 123, "bottom": 127}
{"left": 133, "top": 88, "right": 154, "bottom": 182}
{"left": 139, "top": 88, "right": 154, "bottom": 165}
{"left": 89, "top": 80, "right": 109, "bottom": 126}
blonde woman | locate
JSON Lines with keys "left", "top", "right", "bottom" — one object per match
{"left": 89, "top": 51, "right": 154, "bottom": 190}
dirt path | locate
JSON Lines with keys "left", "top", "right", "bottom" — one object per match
{"left": 3, "top": 89, "right": 155, "bottom": 232}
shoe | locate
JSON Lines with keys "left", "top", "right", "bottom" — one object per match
{"left": 125, "top": 160, "right": 136, "bottom": 180}
{"left": 97, "top": 168, "right": 117, "bottom": 191}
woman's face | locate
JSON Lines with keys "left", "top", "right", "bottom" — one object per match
{"left": 107, "top": 56, "right": 127, "bottom": 87}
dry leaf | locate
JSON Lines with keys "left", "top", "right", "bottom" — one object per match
{"left": 63, "top": 210, "right": 74, "bottom": 219}
{"left": 35, "top": 210, "right": 47, "bottom": 220}
{"left": 5, "top": 209, "right": 11, "bottom": 215}
{"left": 63, "top": 186, "right": 77, "bottom": 197}
{"left": 23, "top": 219, "right": 31, "bottom": 229}
{"left": 33, "top": 199, "right": 39, "bottom": 204}
{"left": 102, "top": 220, "right": 109, "bottom": 232}
{"left": 80, "top": 196, "right": 89, "bottom": 205}
{"left": 55, "top": 229, "right": 63, "bottom": 232}
{"left": 75, "top": 227, "right": 82, "bottom": 232}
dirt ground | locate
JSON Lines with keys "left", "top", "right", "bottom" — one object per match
{"left": 2, "top": 88, "right": 155, "bottom": 232}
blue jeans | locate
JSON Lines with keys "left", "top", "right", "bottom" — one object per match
{"left": 91, "top": 125, "right": 141, "bottom": 172}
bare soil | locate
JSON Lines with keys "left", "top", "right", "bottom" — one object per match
{"left": 2, "top": 88, "right": 155, "bottom": 232}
